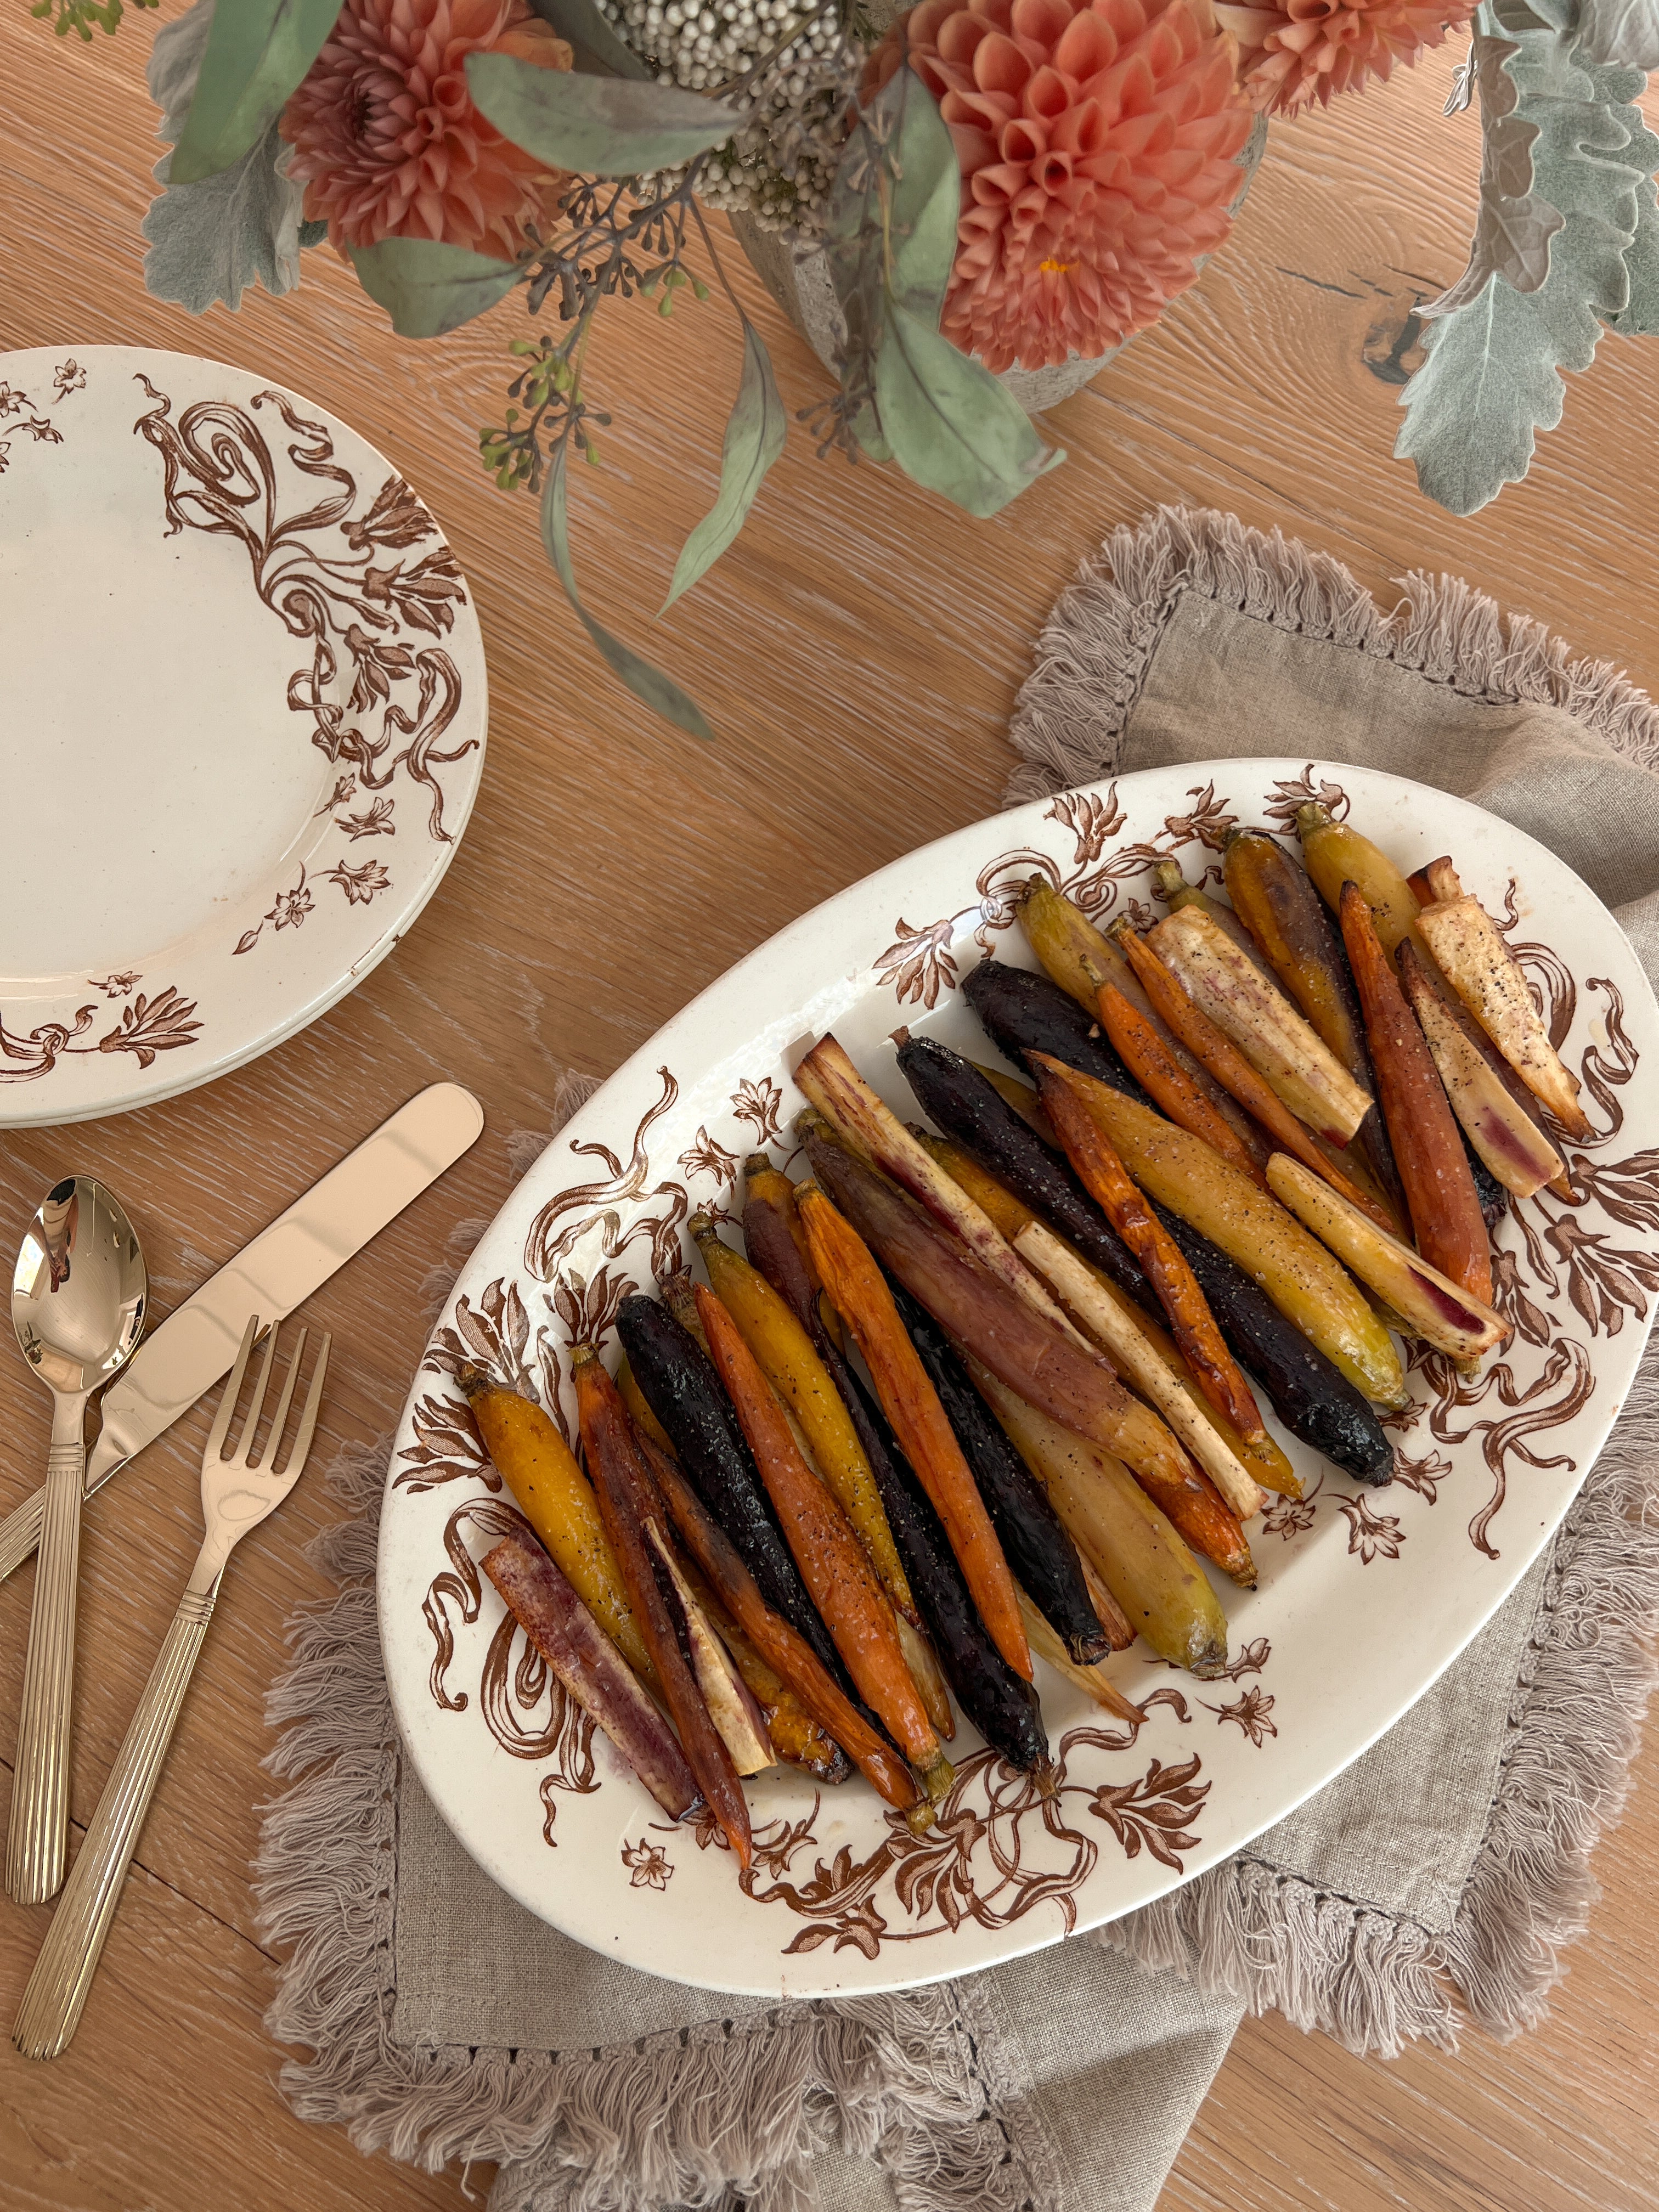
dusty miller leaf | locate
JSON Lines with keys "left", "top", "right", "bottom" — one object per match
{"left": 541, "top": 447, "right": 715, "bottom": 741}
{"left": 1422, "top": 28, "right": 1564, "bottom": 315}
{"left": 170, "top": 0, "right": 342, "bottom": 184}
{"left": 467, "top": 53, "right": 738, "bottom": 176}
{"left": 661, "top": 316, "right": 786, "bottom": 612}
{"left": 352, "top": 239, "right": 523, "bottom": 337}
{"left": 1575, "top": 0, "right": 1659, "bottom": 67}
{"left": 1613, "top": 167, "right": 1659, "bottom": 330}
{"left": 142, "top": 0, "right": 304, "bottom": 314}
{"left": 524, "top": 0, "right": 651, "bottom": 77}
{"left": 1397, "top": 25, "right": 1650, "bottom": 511}
{"left": 874, "top": 299, "right": 1062, "bottom": 517}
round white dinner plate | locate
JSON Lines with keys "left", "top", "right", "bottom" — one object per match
{"left": 379, "top": 761, "right": 1659, "bottom": 1997}
{"left": 0, "top": 346, "right": 486, "bottom": 1127}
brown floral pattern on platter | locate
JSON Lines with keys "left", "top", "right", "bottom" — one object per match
{"left": 131, "top": 378, "right": 478, "bottom": 959}
{"left": 630, "top": 1689, "right": 1206, "bottom": 1959}
{"left": 1202, "top": 1686, "right": 1278, "bottom": 1745}
{"left": 621, "top": 1839, "right": 673, "bottom": 1889}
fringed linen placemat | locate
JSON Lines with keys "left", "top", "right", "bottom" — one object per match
{"left": 258, "top": 510, "right": 1659, "bottom": 2212}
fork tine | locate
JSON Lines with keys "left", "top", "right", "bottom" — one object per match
{"left": 207, "top": 1316, "right": 259, "bottom": 1460}
{"left": 284, "top": 1333, "right": 331, "bottom": 1480}
{"left": 261, "top": 1328, "right": 307, "bottom": 1473}
{"left": 232, "top": 1322, "right": 280, "bottom": 1465}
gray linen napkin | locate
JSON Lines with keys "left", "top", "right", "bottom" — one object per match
{"left": 259, "top": 507, "right": 1659, "bottom": 2212}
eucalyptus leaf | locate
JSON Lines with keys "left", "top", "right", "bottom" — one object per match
{"left": 467, "top": 52, "right": 738, "bottom": 176}
{"left": 661, "top": 318, "right": 786, "bottom": 613}
{"left": 874, "top": 298, "right": 1062, "bottom": 517}
{"left": 541, "top": 448, "right": 715, "bottom": 740}
{"left": 352, "top": 238, "right": 523, "bottom": 337}
{"left": 884, "top": 71, "right": 961, "bottom": 321}
{"left": 170, "top": 0, "right": 342, "bottom": 185}
{"left": 525, "top": 0, "right": 651, "bottom": 77}
{"left": 1397, "top": 30, "right": 1651, "bottom": 511}
{"left": 1421, "top": 28, "right": 1564, "bottom": 317}
{"left": 143, "top": 0, "right": 305, "bottom": 314}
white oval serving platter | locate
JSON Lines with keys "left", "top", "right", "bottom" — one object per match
{"left": 379, "top": 760, "right": 1659, "bottom": 1997}
{"left": 0, "top": 346, "right": 487, "bottom": 1126}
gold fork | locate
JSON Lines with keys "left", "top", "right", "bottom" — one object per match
{"left": 13, "top": 1314, "right": 330, "bottom": 2061}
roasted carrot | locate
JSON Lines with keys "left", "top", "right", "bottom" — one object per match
{"left": 1339, "top": 882, "right": 1494, "bottom": 1306}
{"left": 794, "top": 1179, "right": 1034, "bottom": 1679}
{"left": 691, "top": 1214, "right": 917, "bottom": 1626}
{"left": 694, "top": 1285, "right": 952, "bottom": 1792}
{"left": 743, "top": 1153, "right": 847, "bottom": 1351}
{"left": 573, "top": 1347, "right": 752, "bottom": 1866}
{"left": 1094, "top": 972, "right": 1267, "bottom": 1186}
{"left": 1031, "top": 1055, "right": 1271, "bottom": 1466}
{"left": 459, "top": 1367, "right": 654, "bottom": 1683}
{"left": 633, "top": 1424, "right": 922, "bottom": 1819}
{"left": 1115, "top": 924, "right": 1398, "bottom": 1235}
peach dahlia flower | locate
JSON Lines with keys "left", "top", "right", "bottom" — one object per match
{"left": 280, "top": 0, "right": 573, "bottom": 258}
{"left": 871, "top": 0, "right": 1254, "bottom": 375}
{"left": 1218, "top": 0, "right": 1476, "bottom": 112}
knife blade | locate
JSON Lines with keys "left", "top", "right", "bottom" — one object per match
{"left": 0, "top": 1082, "right": 483, "bottom": 1584}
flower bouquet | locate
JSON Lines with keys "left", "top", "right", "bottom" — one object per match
{"left": 37, "top": 0, "right": 1659, "bottom": 732}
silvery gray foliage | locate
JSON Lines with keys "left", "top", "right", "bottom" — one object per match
{"left": 1421, "top": 29, "right": 1563, "bottom": 315}
{"left": 1397, "top": 5, "right": 1659, "bottom": 512}
{"left": 1518, "top": 0, "right": 1659, "bottom": 65}
{"left": 142, "top": 0, "right": 306, "bottom": 314}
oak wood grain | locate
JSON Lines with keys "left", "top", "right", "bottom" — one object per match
{"left": 1, "top": 10, "right": 1655, "bottom": 2210}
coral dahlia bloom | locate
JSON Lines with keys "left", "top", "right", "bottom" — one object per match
{"left": 281, "top": 0, "right": 573, "bottom": 258}
{"left": 1217, "top": 0, "right": 1476, "bottom": 114}
{"left": 871, "top": 0, "right": 1254, "bottom": 375}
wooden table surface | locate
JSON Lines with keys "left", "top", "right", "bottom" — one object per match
{"left": 3, "top": 12, "right": 1657, "bottom": 2210}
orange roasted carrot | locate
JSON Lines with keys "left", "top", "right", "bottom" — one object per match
{"left": 1115, "top": 924, "right": 1398, "bottom": 1235}
{"left": 573, "top": 1347, "right": 752, "bottom": 1867}
{"left": 694, "top": 1286, "right": 952, "bottom": 1789}
{"left": 1339, "top": 883, "right": 1494, "bottom": 1306}
{"left": 630, "top": 1422, "right": 924, "bottom": 1819}
{"left": 1094, "top": 973, "right": 1267, "bottom": 1187}
{"left": 1031, "top": 1054, "right": 1269, "bottom": 1457}
{"left": 794, "top": 1183, "right": 1033, "bottom": 1681}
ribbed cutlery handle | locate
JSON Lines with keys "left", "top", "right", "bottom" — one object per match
{"left": 13, "top": 1588, "right": 216, "bottom": 2061}
{"left": 0, "top": 1486, "right": 47, "bottom": 1587}
{"left": 7, "top": 1442, "right": 87, "bottom": 1905}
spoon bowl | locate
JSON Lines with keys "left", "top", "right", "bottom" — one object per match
{"left": 7, "top": 1176, "right": 146, "bottom": 1904}
{"left": 12, "top": 1178, "right": 147, "bottom": 1397}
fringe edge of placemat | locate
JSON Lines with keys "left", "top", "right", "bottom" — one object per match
{"left": 1003, "top": 503, "right": 1659, "bottom": 804}
{"left": 252, "top": 1075, "right": 1058, "bottom": 2212}
{"left": 1105, "top": 1402, "right": 1659, "bottom": 2055}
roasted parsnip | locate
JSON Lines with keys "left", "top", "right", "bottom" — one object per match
{"left": 1115, "top": 925, "right": 1397, "bottom": 1232}
{"left": 1266, "top": 1155, "right": 1509, "bottom": 1363}
{"left": 1340, "top": 883, "right": 1494, "bottom": 1305}
{"left": 1397, "top": 942, "right": 1565, "bottom": 1198}
{"left": 1222, "top": 826, "right": 1406, "bottom": 1218}
{"left": 1412, "top": 861, "right": 1592, "bottom": 1138}
{"left": 1149, "top": 906, "right": 1373, "bottom": 1144}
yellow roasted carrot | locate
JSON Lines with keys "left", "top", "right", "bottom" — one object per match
{"left": 1043, "top": 1065, "right": 1408, "bottom": 1408}
{"left": 459, "top": 1368, "right": 653, "bottom": 1682}
{"left": 691, "top": 1215, "right": 917, "bottom": 1623}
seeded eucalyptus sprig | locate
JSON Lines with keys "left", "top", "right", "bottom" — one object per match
{"left": 31, "top": 0, "right": 154, "bottom": 38}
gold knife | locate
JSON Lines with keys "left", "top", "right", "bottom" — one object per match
{"left": 0, "top": 1082, "right": 483, "bottom": 1583}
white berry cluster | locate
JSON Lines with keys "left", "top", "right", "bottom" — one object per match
{"left": 600, "top": 0, "right": 864, "bottom": 235}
